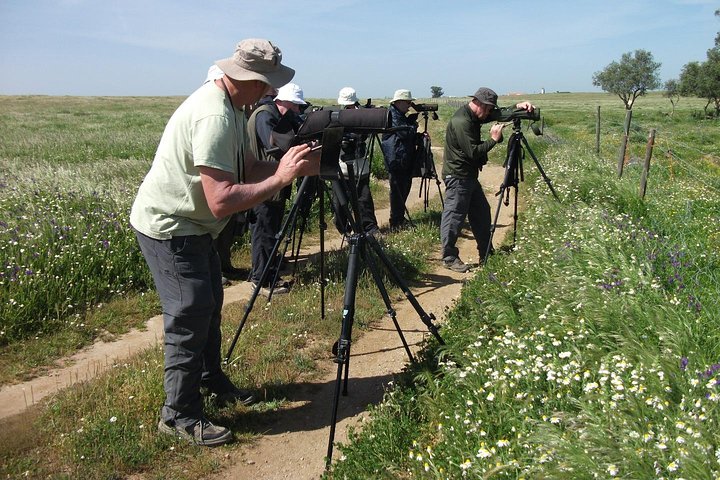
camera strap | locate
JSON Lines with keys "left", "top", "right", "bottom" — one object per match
{"left": 219, "top": 80, "right": 245, "bottom": 184}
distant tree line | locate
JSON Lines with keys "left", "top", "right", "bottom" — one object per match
{"left": 675, "top": 10, "right": 720, "bottom": 117}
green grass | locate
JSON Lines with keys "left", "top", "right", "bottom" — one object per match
{"left": 0, "top": 96, "right": 181, "bottom": 351}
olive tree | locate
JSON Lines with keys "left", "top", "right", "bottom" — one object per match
{"left": 677, "top": 8, "right": 720, "bottom": 117}
{"left": 592, "top": 49, "right": 661, "bottom": 109}
{"left": 679, "top": 48, "right": 720, "bottom": 117}
{"left": 664, "top": 79, "right": 681, "bottom": 116}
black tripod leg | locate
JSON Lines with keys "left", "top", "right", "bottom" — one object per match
{"left": 266, "top": 208, "right": 299, "bottom": 302}
{"left": 422, "top": 177, "right": 429, "bottom": 212}
{"left": 326, "top": 235, "right": 361, "bottom": 468}
{"left": 404, "top": 203, "right": 415, "bottom": 228}
{"left": 319, "top": 180, "right": 327, "bottom": 321}
{"left": 387, "top": 173, "right": 415, "bottom": 229}
{"left": 225, "top": 176, "right": 314, "bottom": 363}
{"left": 365, "top": 234, "right": 444, "bottom": 345}
{"left": 521, "top": 135, "right": 560, "bottom": 201}
{"left": 420, "top": 177, "right": 430, "bottom": 212}
{"left": 512, "top": 184, "right": 519, "bottom": 245}
{"left": 272, "top": 178, "right": 319, "bottom": 296}
{"left": 290, "top": 201, "right": 307, "bottom": 269}
{"left": 486, "top": 185, "right": 508, "bottom": 263}
{"left": 435, "top": 175, "right": 444, "bottom": 208}
{"left": 485, "top": 131, "right": 524, "bottom": 263}
{"left": 358, "top": 235, "right": 415, "bottom": 363}
{"left": 290, "top": 217, "right": 304, "bottom": 278}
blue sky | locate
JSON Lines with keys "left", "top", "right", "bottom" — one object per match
{"left": 0, "top": 0, "right": 717, "bottom": 99}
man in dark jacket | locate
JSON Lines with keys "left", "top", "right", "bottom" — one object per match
{"left": 440, "top": 87, "right": 534, "bottom": 272}
{"left": 381, "top": 89, "right": 418, "bottom": 230}
{"left": 247, "top": 82, "right": 306, "bottom": 295}
{"left": 332, "top": 87, "right": 380, "bottom": 235}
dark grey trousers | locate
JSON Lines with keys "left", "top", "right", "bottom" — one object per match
{"left": 135, "top": 230, "right": 225, "bottom": 428}
{"left": 213, "top": 212, "right": 240, "bottom": 272}
{"left": 249, "top": 200, "right": 286, "bottom": 285}
{"left": 388, "top": 170, "right": 413, "bottom": 227}
{"left": 440, "top": 175, "right": 491, "bottom": 260}
{"left": 331, "top": 175, "right": 379, "bottom": 234}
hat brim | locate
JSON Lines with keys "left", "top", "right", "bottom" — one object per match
{"left": 276, "top": 97, "right": 307, "bottom": 105}
{"left": 469, "top": 95, "right": 498, "bottom": 108}
{"left": 215, "top": 58, "right": 295, "bottom": 88}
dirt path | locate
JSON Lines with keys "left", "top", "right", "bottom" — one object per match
{"left": 0, "top": 162, "right": 513, "bottom": 479}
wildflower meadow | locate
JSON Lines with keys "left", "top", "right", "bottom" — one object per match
{"left": 0, "top": 96, "right": 180, "bottom": 346}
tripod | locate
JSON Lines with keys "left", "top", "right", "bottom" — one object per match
{"left": 325, "top": 162, "right": 444, "bottom": 468}
{"left": 416, "top": 110, "right": 444, "bottom": 211}
{"left": 224, "top": 174, "right": 327, "bottom": 363}
{"left": 484, "top": 118, "right": 559, "bottom": 263}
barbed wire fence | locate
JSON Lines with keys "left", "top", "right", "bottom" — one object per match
{"left": 594, "top": 107, "right": 720, "bottom": 197}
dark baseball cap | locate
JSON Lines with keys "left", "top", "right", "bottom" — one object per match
{"left": 470, "top": 87, "right": 498, "bottom": 108}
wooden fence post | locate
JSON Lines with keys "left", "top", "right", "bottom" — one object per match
{"left": 595, "top": 106, "right": 601, "bottom": 155}
{"left": 617, "top": 109, "right": 633, "bottom": 178}
{"left": 639, "top": 129, "right": 656, "bottom": 199}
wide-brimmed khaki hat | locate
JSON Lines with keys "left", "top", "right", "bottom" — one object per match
{"left": 215, "top": 38, "right": 295, "bottom": 88}
{"left": 391, "top": 89, "right": 415, "bottom": 103}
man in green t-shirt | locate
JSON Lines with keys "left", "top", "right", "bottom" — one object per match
{"left": 130, "top": 38, "right": 318, "bottom": 447}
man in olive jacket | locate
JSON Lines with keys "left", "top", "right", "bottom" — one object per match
{"left": 440, "top": 87, "right": 534, "bottom": 272}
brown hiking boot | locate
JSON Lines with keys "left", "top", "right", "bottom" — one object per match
{"left": 443, "top": 257, "right": 470, "bottom": 273}
{"left": 158, "top": 418, "right": 232, "bottom": 447}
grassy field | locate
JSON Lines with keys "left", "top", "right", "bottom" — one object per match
{"left": 1, "top": 92, "right": 719, "bottom": 478}
{"left": 0, "top": 96, "right": 184, "bottom": 382}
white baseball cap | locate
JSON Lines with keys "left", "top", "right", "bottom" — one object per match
{"left": 274, "top": 82, "right": 307, "bottom": 105}
{"left": 337, "top": 87, "right": 358, "bottom": 106}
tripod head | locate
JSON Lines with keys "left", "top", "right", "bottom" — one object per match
{"left": 501, "top": 114, "right": 545, "bottom": 184}
{"left": 411, "top": 103, "right": 439, "bottom": 134}
{"left": 484, "top": 108, "right": 557, "bottom": 263}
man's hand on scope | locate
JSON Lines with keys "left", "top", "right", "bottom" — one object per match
{"left": 490, "top": 122, "right": 507, "bottom": 143}
{"left": 515, "top": 101, "right": 535, "bottom": 112}
{"left": 275, "top": 143, "right": 321, "bottom": 186}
